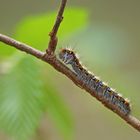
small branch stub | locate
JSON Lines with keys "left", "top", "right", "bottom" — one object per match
{"left": 47, "top": 35, "right": 58, "bottom": 55}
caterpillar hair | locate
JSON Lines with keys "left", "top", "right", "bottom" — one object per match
{"left": 59, "top": 48, "right": 131, "bottom": 115}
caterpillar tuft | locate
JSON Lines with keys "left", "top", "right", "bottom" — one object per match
{"left": 59, "top": 48, "right": 131, "bottom": 115}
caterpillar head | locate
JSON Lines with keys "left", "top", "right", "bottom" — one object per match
{"left": 59, "top": 48, "right": 75, "bottom": 64}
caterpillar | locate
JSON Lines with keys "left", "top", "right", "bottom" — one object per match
{"left": 59, "top": 48, "right": 131, "bottom": 115}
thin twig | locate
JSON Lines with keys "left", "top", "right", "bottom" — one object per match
{"left": 47, "top": 0, "right": 67, "bottom": 54}
{"left": 1, "top": 34, "right": 140, "bottom": 132}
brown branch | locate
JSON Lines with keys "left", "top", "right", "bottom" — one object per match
{"left": 1, "top": 34, "right": 140, "bottom": 133}
{"left": 47, "top": 0, "right": 67, "bottom": 55}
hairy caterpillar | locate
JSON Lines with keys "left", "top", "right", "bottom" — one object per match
{"left": 59, "top": 48, "right": 131, "bottom": 115}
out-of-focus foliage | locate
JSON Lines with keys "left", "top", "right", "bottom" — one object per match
{"left": 0, "top": 8, "right": 88, "bottom": 140}
{"left": 0, "top": 8, "right": 88, "bottom": 58}
{"left": 45, "top": 83, "right": 74, "bottom": 140}
{"left": 0, "top": 55, "right": 46, "bottom": 140}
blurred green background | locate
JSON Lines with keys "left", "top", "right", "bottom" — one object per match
{"left": 0, "top": 0, "right": 140, "bottom": 140}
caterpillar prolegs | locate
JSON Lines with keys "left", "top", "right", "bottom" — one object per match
{"left": 59, "top": 48, "right": 131, "bottom": 115}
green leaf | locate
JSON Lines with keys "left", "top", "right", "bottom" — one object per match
{"left": 0, "top": 55, "right": 46, "bottom": 140}
{"left": 0, "top": 55, "right": 73, "bottom": 140}
{"left": 45, "top": 83, "right": 74, "bottom": 140}
{"left": 0, "top": 42, "right": 16, "bottom": 59}
{"left": 0, "top": 8, "right": 88, "bottom": 58}
{"left": 14, "top": 7, "right": 88, "bottom": 49}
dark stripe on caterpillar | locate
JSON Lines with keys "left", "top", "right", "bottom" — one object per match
{"left": 59, "top": 48, "right": 131, "bottom": 115}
